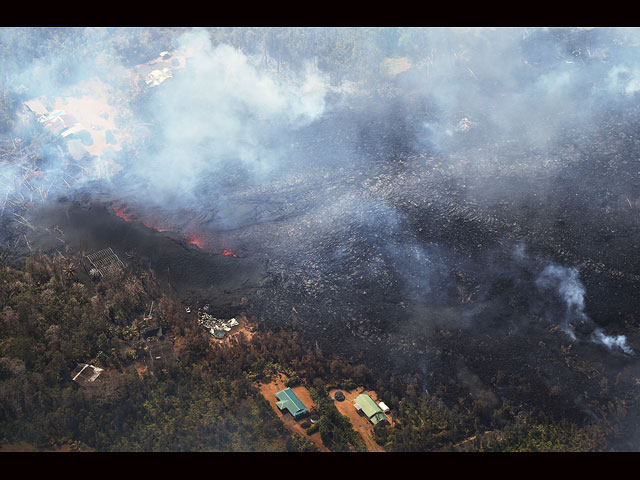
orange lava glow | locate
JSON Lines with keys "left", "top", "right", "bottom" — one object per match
{"left": 113, "top": 203, "right": 171, "bottom": 232}
{"left": 187, "top": 235, "right": 204, "bottom": 249}
{"left": 142, "top": 220, "right": 169, "bottom": 232}
{"left": 112, "top": 204, "right": 135, "bottom": 222}
{"left": 222, "top": 249, "right": 237, "bottom": 257}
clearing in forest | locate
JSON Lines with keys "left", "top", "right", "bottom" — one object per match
{"left": 328, "top": 387, "right": 392, "bottom": 452}
{"left": 256, "top": 373, "right": 328, "bottom": 452}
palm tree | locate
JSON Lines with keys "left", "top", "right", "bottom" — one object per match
{"left": 63, "top": 262, "right": 77, "bottom": 283}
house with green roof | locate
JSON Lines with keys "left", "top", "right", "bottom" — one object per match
{"left": 275, "top": 387, "right": 309, "bottom": 420}
{"left": 354, "top": 393, "right": 388, "bottom": 426}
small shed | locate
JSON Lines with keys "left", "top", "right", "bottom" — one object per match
{"left": 378, "top": 401, "right": 390, "bottom": 413}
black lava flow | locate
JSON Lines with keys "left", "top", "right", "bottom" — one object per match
{"left": 4, "top": 92, "right": 640, "bottom": 428}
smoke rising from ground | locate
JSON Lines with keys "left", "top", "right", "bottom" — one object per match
{"left": 1, "top": 27, "right": 639, "bottom": 362}
{"left": 4, "top": 27, "right": 640, "bottom": 214}
{"left": 536, "top": 263, "right": 634, "bottom": 354}
{"left": 124, "top": 29, "right": 329, "bottom": 209}
{"left": 536, "top": 264, "right": 586, "bottom": 340}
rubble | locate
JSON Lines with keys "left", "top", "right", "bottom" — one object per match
{"left": 197, "top": 308, "right": 239, "bottom": 338}
{"left": 145, "top": 68, "right": 173, "bottom": 87}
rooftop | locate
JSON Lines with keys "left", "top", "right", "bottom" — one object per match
{"left": 276, "top": 387, "right": 309, "bottom": 418}
{"left": 142, "top": 326, "right": 163, "bottom": 341}
{"left": 354, "top": 393, "right": 388, "bottom": 425}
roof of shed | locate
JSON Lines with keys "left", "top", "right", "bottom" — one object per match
{"left": 354, "top": 393, "right": 388, "bottom": 424}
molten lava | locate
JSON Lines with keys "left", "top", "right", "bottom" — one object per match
{"left": 112, "top": 204, "right": 135, "bottom": 222}
{"left": 113, "top": 202, "right": 211, "bottom": 251}
{"left": 187, "top": 235, "right": 204, "bottom": 249}
{"left": 142, "top": 219, "right": 169, "bottom": 232}
{"left": 113, "top": 203, "right": 170, "bottom": 232}
{"left": 222, "top": 249, "right": 237, "bottom": 257}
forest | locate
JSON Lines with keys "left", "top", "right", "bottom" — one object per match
{"left": 0, "top": 251, "right": 634, "bottom": 451}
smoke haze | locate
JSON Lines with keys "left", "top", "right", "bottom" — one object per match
{"left": 2, "top": 28, "right": 640, "bottom": 440}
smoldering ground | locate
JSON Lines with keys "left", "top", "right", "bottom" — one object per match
{"left": 2, "top": 28, "right": 640, "bottom": 439}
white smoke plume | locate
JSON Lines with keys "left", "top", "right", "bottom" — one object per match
{"left": 592, "top": 328, "right": 634, "bottom": 355}
{"left": 125, "top": 28, "right": 329, "bottom": 208}
{"left": 536, "top": 263, "right": 634, "bottom": 354}
{"left": 0, "top": 28, "right": 636, "bottom": 358}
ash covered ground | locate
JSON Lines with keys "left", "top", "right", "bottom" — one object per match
{"left": 3, "top": 27, "right": 640, "bottom": 446}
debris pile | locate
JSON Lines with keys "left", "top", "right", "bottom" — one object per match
{"left": 145, "top": 68, "right": 173, "bottom": 87}
{"left": 197, "top": 304, "right": 239, "bottom": 338}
